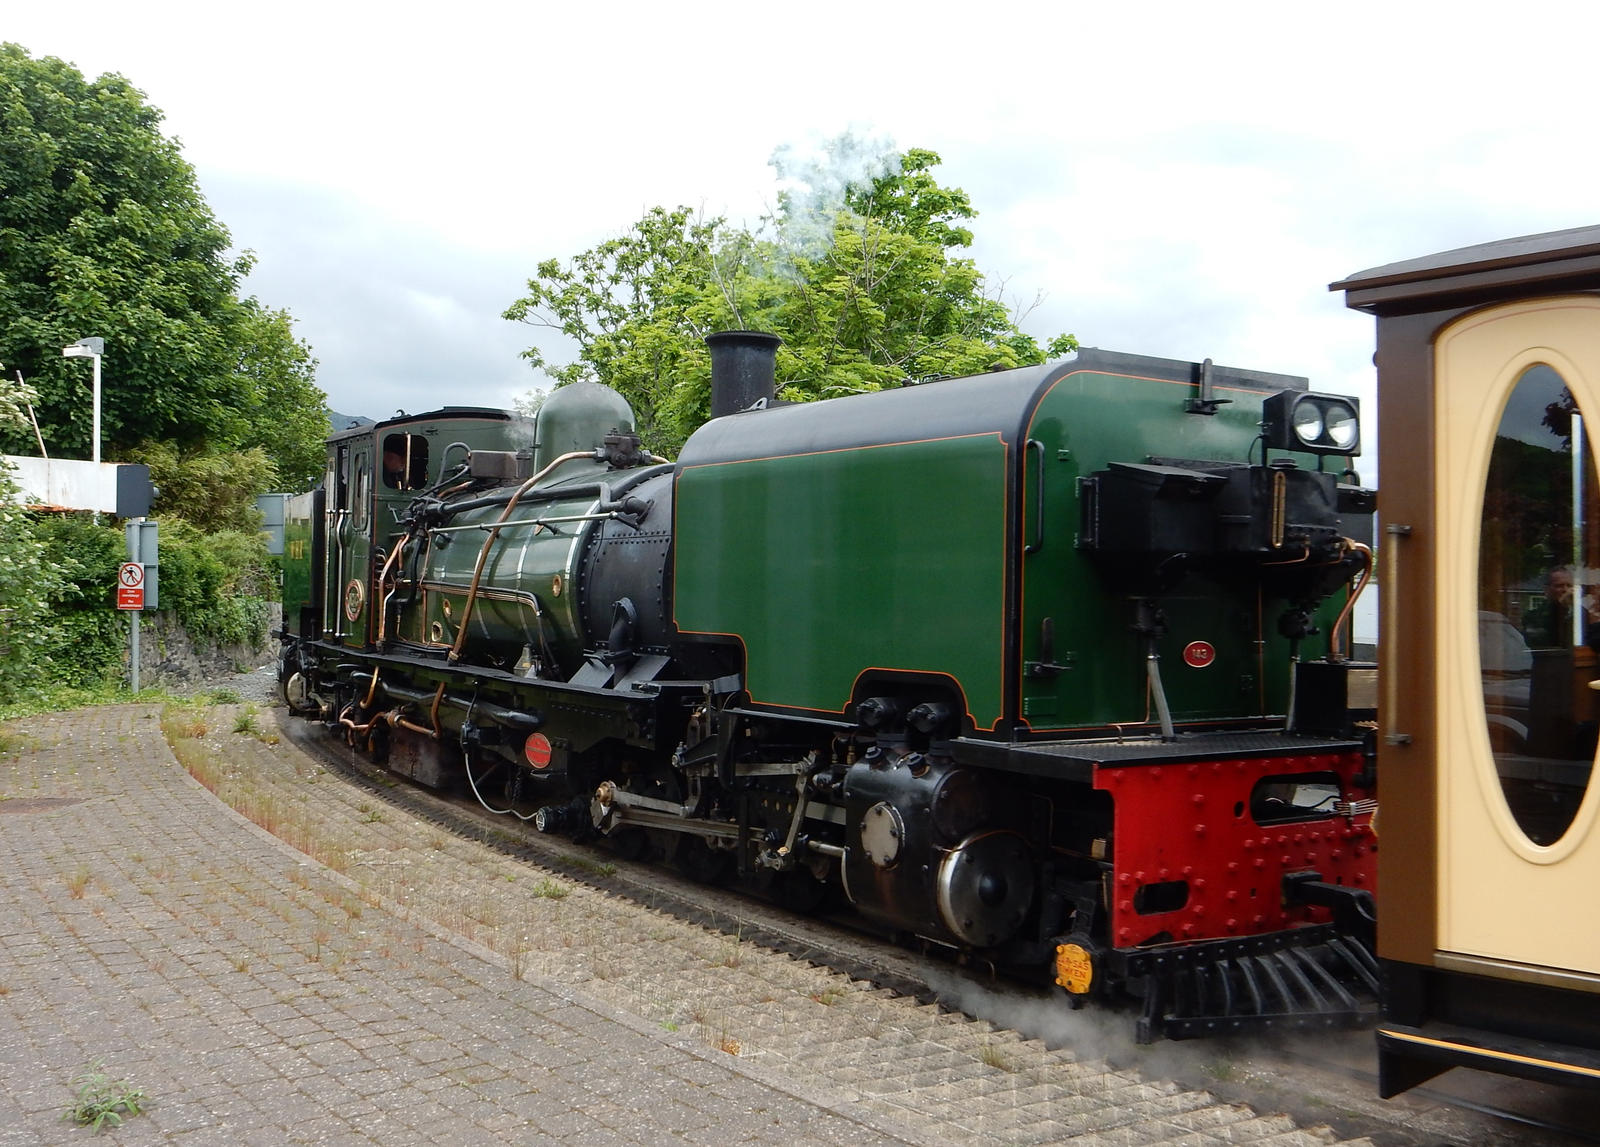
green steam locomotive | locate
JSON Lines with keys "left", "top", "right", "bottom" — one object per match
{"left": 278, "top": 332, "right": 1379, "bottom": 1039}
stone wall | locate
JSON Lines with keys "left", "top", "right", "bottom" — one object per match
{"left": 128, "top": 602, "right": 282, "bottom": 689}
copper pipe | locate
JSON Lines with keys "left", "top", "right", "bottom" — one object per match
{"left": 1327, "top": 540, "right": 1374, "bottom": 661}
{"left": 393, "top": 714, "right": 437, "bottom": 739}
{"left": 360, "top": 665, "right": 383, "bottom": 710}
{"left": 448, "top": 450, "right": 594, "bottom": 663}
{"left": 338, "top": 703, "right": 377, "bottom": 737}
{"left": 428, "top": 683, "right": 445, "bottom": 736}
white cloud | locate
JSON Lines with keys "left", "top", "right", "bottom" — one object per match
{"left": 10, "top": 0, "right": 1600, "bottom": 449}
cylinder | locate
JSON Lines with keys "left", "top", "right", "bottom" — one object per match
{"left": 706, "top": 330, "right": 781, "bottom": 418}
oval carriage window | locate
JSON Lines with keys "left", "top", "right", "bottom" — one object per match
{"left": 1479, "top": 363, "right": 1597, "bottom": 845}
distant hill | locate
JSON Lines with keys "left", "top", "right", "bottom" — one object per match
{"left": 328, "top": 410, "right": 374, "bottom": 433}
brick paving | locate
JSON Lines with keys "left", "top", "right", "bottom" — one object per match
{"left": 0, "top": 705, "right": 1383, "bottom": 1144}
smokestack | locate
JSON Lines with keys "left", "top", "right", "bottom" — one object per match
{"left": 706, "top": 330, "right": 781, "bottom": 418}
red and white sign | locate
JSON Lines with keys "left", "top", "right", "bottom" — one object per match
{"left": 116, "top": 562, "right": 145, "bottom": 611}
{"left": 523, "top": 732, "right": 553, "bottom": 769}
{"left": 1182, "top": 640, "right": 1216, "bottom": 669}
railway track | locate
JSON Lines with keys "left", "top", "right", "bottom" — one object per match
{"left": 280, "top": 713, "right": 1600, "bottom": 1146}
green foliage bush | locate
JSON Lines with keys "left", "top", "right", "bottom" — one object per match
{"left": 0, "top": 468, "right": 64, "bottom": 703}
{"left": 157, "top": 519, "right": 275, "bottom": 648}
{"left": 28, "top": 514, "right": 121, "bottom": 690}
{"left": 8, "top": 509, "right": 278, "bottom": 700}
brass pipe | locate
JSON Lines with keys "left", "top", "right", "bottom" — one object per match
{"left": 338, "top": 703, "right": 377, "bottom": 736}
{"left": 428, "top": 682, "right": 445, "bottom": 736}
{"left": 374, "top": 537, "right": 408, "bottom": 644}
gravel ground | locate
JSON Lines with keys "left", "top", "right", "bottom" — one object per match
{"left": 201, "top": 661, "right": 281, "bottom": 706}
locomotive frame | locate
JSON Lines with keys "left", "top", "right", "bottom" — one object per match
{"left": 277, "top": 333, "right": 1382, "bottom": 1042}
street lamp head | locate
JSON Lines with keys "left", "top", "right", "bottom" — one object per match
{"left": 63, "top": 337, "right": 104, "bottom": 357}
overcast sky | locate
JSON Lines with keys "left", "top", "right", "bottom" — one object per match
{"left": 11, "top": 1, "right": 1600, "bottom": 461}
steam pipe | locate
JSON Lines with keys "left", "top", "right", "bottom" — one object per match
{"left": 349, "top": 671, "right": 544, "bottom": 730}
{"left": 1327, "top": 540, "right": 1374, "bottom": 661}
{"left": 433, "top": 462, "right": 672, "bottom": 519}
{"left": 1146, "top": 648, "right": 1176, "bottom": 741}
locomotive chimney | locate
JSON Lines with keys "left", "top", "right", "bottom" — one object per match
{"left": 706, "top": 330, "right": 781, "bottom": 417}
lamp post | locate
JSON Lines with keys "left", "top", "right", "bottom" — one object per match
{"left": 61, "top": 337, "right": 105, "bottom": 464}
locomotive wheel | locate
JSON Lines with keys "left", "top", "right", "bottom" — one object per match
{"left": 674, "top": 836, "right": 729, "bottom": 884}
{"left": 608, "top": 827, "right": 648, "bottom": 862}
{"left": 775, "top": 868, "right": 828, "bottom": 915}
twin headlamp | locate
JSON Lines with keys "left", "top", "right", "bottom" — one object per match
{"left": 1262, "top": 390, "right": 1361, "bottom": 456}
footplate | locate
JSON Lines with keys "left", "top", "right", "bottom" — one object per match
{"left": 1113, "top": 923, "right": 1381, "bottom": 1042}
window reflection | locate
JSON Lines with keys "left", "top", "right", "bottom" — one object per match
{"left": 1479, "top": 363, "right": 1596, "bottom": 845}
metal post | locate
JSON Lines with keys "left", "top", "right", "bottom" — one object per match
{"left": 125, "top": 517, "right": 156, "bottom": 694}
{"left": 91, "top": 352, "right": 101, "bottom": 466}
{"left": 62, "top": 338, "right": 105, "bottom": 463}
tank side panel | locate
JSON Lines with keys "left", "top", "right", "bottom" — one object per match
{"left": 675, "top": 433, "right": 1009, "bottom": 729}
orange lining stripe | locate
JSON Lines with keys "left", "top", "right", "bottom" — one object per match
{"left": 679, "top": 431, "right": 1002, "bottom": 472}
{"left": 1379, "top": 1028, "right": 1600, "bottom": 1080}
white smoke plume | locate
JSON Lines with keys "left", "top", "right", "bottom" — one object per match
{"left": 766, "top": 130, "right": 903, "bottom": 265}
{"left": 920, "top": 966, "right": 1222, "bottom": 1084}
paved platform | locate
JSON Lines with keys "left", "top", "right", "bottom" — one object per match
{"left": 0, "top": 705, "right": 1381, "bottom": 1144}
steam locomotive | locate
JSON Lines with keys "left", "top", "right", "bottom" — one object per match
{"left": 278, "top": 333, "right": 1379, "bottom": 1040}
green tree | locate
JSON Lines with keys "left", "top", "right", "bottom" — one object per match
{"left": 756, "top": 146, "right": 1075, "bottom": 401}
{"left": 0, "top": 43, "right": 325, "bottom": 483}
{"left": 129, "top": 440, "right": 278, "bottom": 534}
{"left": 503, "top": 206, "right": 744, "bottom": 451}
{"left": 504, "top": 143, "right": 1074, "bottom": 454}
{"left": 226, "top": 301, "right": 324, "bottom": 488}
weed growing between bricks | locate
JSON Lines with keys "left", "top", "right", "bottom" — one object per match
{"left": 63, "top": 1061, "right": 148, "bottom": 1133}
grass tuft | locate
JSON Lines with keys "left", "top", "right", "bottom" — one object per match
{"left": 558, "top": 851, "right": 617, "bottom": 878}
{"left": 978, "top": 1040, "right": 1016, "bottom": 1072}
{"left": 65, "top": 864, "right": 92, "bottom": 899}
{"left": 64, "top": 1061, "right": 147, "bottom": 1132}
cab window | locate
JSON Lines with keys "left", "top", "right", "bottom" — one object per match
{"left": 383, "top": 433, "right": 430, "bottom": 490}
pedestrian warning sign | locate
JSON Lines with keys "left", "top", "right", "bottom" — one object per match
{"left": 117, "top": 562, "right": 145, "bottom": 610}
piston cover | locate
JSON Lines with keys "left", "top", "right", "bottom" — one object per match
{"left": 936, "top": 830, "right": 1035, "bottom": 948}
